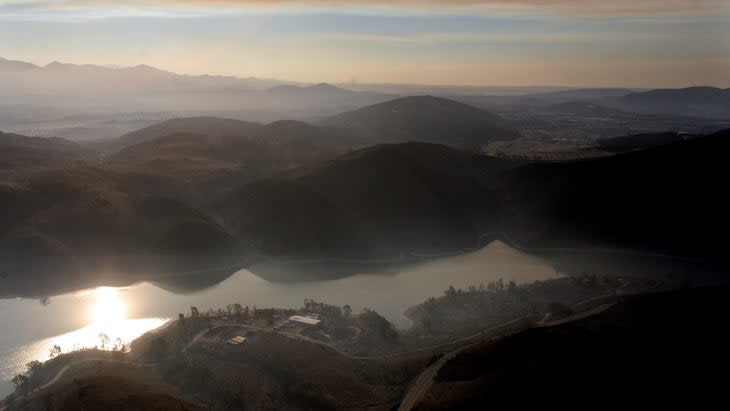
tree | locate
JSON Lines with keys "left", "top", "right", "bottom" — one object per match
{"left": 49, "top": 345, "right": 62, "bottom": 359}
{"left": 11, "top": 374, "right": 29, "bottom": 392}
{"left": 343, "top": 305, "right": 352, "bottom": 318}
{"left": 444, "top": 285, "right": 457, "bottom": 298}
{"left": 98, "top": 333, "right": 110, "bottom": 350}
{"left": 113, "top": 337, "right": 124, "bottom": 352}
{"left": 231, "top": 303, "right": 244, "bottom": 317}
{"left": 190, "top": 306, "right": 200, "bottom": 318}
{"left": 423, "top": 317, "right": 432, "bottom": 334}
{"left": 26, "top": 360, "right": 42, "bottom": 376}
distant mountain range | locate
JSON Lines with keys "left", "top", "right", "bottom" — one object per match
{"left": 615, "top": 86, "right": 730, "bottom": 118}
{"left": 0, "top": 57, "right": 392, "bottom": 120}
{"left": 457, "top": 86, "right": 730, "bottom": 120}
{"left": 0, "top": 57, "right": 287, "bottom": 95}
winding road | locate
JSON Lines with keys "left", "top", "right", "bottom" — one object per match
{"left": 2, "top": 290, "right": 623, "bottom": 411}
{"left": 396, "top": 296, "right": 617, "bottom": 411}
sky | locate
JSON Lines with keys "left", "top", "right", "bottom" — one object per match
{"left": 1, "top": 0, "right": 729, "bottom": 87}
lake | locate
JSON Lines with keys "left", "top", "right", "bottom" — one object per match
{"left": 0, "top": 241, "right": 558, "bottom": 397}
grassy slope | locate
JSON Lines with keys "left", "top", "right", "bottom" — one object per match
{"left": 0, "top": 131, "right": 98, "bottom": 172}
{"left": 102, "top": 120, "right": 352, "bottom": 202}
{"left": 1, "top": 167, "right": 235, "bottom": 256}
{"left": 102, "top": 116, "right": 263, "bottom": 152}
{"left": 421, "top": 284, "right": 730, "bottom": 409}
{"left": 503, "top": 128, "right": 730, "bottom": 259}
{"left": 217, "top": 142, "right": 511, "bottom": 257}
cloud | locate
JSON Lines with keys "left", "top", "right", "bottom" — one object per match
{"left": 5, "top": 0, "right": 730, "bottom": 16}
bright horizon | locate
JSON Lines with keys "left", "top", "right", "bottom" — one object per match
{"left": 1, "top": 1, "right": 729, "bottom": 88}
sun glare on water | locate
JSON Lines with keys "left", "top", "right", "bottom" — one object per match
{"left": 11, "top": 287, "right": 170, "bottom": 374}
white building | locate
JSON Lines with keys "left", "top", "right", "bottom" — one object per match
{"left": 227, "top": 336, "right": 247, "bottom": 345}
{"left": 288, "top": 315, "right": 322, "bottom": 326}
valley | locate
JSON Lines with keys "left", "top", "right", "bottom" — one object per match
{"left": 2, "top": 48, "right": 729, "bottom": 410}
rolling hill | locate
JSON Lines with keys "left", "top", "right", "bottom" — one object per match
{"left": 325, "top": 96, "right": 520, "bottom": 151}
{"left": 3, "top": 114, "right": 729, "bottom": 291}
{"left": 503, "top": 128, "right": 730, "bottom": 259}
{"left": 0, "top": 167, "right": 235, "bottom": 256}
{"left": 0, "top": 131, "right": 98, "bottom": 172}
{"left": 216, "top": 142, "right": 511, "bottom": 257}
{"left": 215, "top": 128, "right": 730, "bottom": 263}
{"left": 421, "top": 285, "right": 730, "bottom": 409}
{"left": 0, "top": 167, "right": 240, "bottom": 297}
{"left": 101, "top": 119, "right": 356, "bottom": 201}
{"left": 100, "top": 116, "right": 263, "bottom": 152}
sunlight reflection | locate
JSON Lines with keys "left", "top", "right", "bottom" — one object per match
{"left": 3, "top": 287, "right": 171, "bottom": 380}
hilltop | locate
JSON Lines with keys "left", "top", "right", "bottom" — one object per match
{"left": 101, "top": 118, "right": 355, "bottom": 201}
{"left": 0, "top": 131, "right": 98, "bottom": 172}
{"left": 325, "top": 96, "right": 520, "bottom": 151}
{"left": 100, "top": 116, "right": 263, "bottom": 152}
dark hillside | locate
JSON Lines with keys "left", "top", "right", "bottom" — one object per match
{"left": 422, "top": 284, "right": 730, "bottom": 409}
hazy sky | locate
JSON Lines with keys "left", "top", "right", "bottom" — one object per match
{"left": 1, "top": 0, "right": 729, "bottom": 87}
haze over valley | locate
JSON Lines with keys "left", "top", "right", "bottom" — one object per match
{"left": 1, "top": 1, "right": 730, "bottom": 409}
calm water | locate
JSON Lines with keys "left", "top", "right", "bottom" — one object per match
{"left": 0, "top": 241, "right": 558, "bottom": 397}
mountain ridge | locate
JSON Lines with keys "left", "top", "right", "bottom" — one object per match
{"left": 325, "top": 95, "right": 520, "bottom": 151}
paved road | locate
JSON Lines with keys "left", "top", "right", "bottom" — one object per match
{"left": 396, "top": 297, "right": 617, "bottom": 411}
{"left": 396, "top": 343, "right": 473, "bottom": 411}
{"left": 538, "top": 303, "right": 615, "bottom": 328}
{"left": 2, "top": 292, "right": 619, "bottom": 411}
